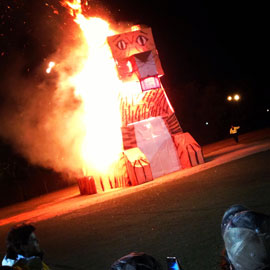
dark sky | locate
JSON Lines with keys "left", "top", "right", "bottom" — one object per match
{"left": 106, "top": 1, "right": 269, "bottom": 80}
{"left": 0, "top": 0, "right": 269, "bottom": 144}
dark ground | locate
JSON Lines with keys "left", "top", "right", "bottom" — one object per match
{"left": 1, "top": 150, "right": 270, "bottom": 270}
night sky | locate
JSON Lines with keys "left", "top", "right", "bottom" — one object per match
{"left": 0, "top": 0, "right": 269, "bottom": 146}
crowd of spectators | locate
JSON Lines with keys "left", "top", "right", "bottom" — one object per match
{"left": 1, "top": 205, "right": 270, "bottom": 270}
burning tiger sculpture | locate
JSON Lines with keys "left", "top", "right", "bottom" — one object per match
{"left": 77, "top": 25, "right": 204, "bottom": 194}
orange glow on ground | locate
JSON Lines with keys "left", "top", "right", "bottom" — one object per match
{"left": 0, "top": 129, "right": 268, "bottom": 226}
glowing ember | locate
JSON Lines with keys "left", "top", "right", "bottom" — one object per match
{"left": 46, "top": 61, "right": 55, "bottom": 73}
{"left": 131, "top": 25, "right": 141, "bottom": 31}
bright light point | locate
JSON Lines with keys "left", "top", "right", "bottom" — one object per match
{"left": 205, "top": 122, "right": 209, "bottom": 125}
{"left": 234, "top": 94, "right": 240, "bottom": 101}
{"left": 227, "top": 96, "right": 232, "bottom": 101}
{"left": 46, "top": 61, "right": 55, "bottom": 73}
{"left": 267, "top": 109, "right": 269, "bottom": 112}
{"left": 127, "top": 60, "right": 133, "bottom": 72}
{"left": 131, "top": 25, "right": 141, "bottom": 31}
{"left": 146, "top": 123, "right": 151, "bottom": 129}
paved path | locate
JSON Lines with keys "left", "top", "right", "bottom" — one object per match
{"left": 0, "top": 129, "right": 269, "bottom": 270}
{"left": 0, "top": 129, "right": 269, "bottom": 227}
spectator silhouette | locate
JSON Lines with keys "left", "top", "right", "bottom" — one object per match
{"left": 1, "top": 224, "right": 50, "bottom": 270}
{"left": 110, "top": 252, "right": 162, "bottom": 270}
{"left": 221, "top": 205, "right": 270, "bottom": 270}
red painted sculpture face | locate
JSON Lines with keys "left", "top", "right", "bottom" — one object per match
{"left": 107, "top": 28, "right": 156, "bottom": 60}
{"left": 107, "top": 27, "right": 164, "bottom": 81}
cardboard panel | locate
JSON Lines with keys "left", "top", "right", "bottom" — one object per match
{"left": 121, "top": 125, "right": 137, "bottom": 150}
{"left": 173, "top": 132, "right": 204, "bottom": 168}
{"left": 132, "top": 50, "right": 163, "bottom": 79}
{"left": 77, "top": 176, "right": 97, "bottom": 195}
{"left": 120, "top": 88, "right": 173, "bottom": 126}
{"left": 133, "top": 117, "right": 181, "bottom": 178}
{"left": 124, "top": 147, "right": 153, "bottom": 185}
{"left": 163, "top": 113, "right": 183, "bottom": 134}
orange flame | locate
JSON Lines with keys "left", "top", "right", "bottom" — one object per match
{"left": 61, "top": 0, "right": 82, "bottom": 17}
{"left": 60, "top": 0, "right": 125, "bottom": 176}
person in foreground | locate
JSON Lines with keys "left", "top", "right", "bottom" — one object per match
{"left": 221, "top": 204, "right": 270, "bottom": 270}
{"left": 1, "top": 224, "right": 50, "bottom": 270}
{"left": 110, "top": 251, "right": 162, "bottom": 270}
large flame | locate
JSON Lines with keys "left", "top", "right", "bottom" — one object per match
{"left": 58, "top": 0, "right": 125, "bottom": 176}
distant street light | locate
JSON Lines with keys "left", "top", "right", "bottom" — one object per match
{"left": 227, "top": 94, "right": 240, "bottom": 102}
{"left": 227, "top": 93, "right": 241, "bottom": 125}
